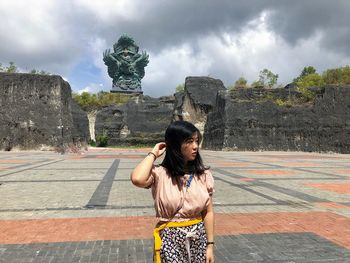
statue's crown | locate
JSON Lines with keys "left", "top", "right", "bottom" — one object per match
{"left": 114, "top": 34, "right": 139, "bottom": 54}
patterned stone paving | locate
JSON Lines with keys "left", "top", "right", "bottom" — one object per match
{"left": 0, "top": 148, "right": 349, "bottom": 262}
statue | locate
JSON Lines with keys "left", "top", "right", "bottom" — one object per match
{"left": 103, "top": 34, "right": 149, "bottom": 93}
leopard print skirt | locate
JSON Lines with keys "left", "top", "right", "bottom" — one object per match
{"left": 158, "top": 222, "right": 207, "bottom": 263}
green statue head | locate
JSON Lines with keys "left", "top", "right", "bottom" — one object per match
{"left": 113, "top": 34, "right": 139, "bottom": 55}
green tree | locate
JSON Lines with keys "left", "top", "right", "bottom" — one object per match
{"left": 98, "top": 92, "right": 115, "bottom": 106}
{"left": 296, "top": 73, "right": 325, "bottom": 101}
{"left": 296, "top": 73, "right": 325, "bottom": 89}
{"left": 293, "top": 66, "right": 317, "bottom": 83}
{"left": 322, "top": 66, "right": 350, "bottom": 85}
{"left": 6, "top": 62, "right": 18, "bottom": 73}
{"left": 175, "top": 83, "right": 185, "bottom": 92}
{"left": 0, "top": 63, "right": 4, "bottom": 72}
{"left": 97, "top": 91, "right": 129, "bottom": 106}
{"left": 259, "top": 68, "right": 278, "bottom": 88}
{"left": 72, "top": 92, "right": 98, "bottom": 110}
{"left": 72, "top": 91, "right": 130, "bottom": 111}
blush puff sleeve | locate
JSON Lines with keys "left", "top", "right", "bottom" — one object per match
{"left": 145, "top": 165, "right": 159, "bottom": 189}
{"left": 205, "top": 170, "right": 215, "bottom": 196}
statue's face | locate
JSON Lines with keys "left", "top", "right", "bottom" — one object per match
{"left": 122, "top": 45, "right": 136, "bottom": 58}
{"left": 123, "top": 48, "right": 129, "bottom": 56}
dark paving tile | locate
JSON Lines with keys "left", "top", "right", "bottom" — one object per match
{"left": 0, "top": 233, "right": 349, "bottom": 262}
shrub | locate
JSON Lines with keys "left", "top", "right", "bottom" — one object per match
{"left": 232, "top": 77, "right": 248, "bottom": 89}
{"left": 72, "top": 91, "right": 130, "bottom": 111}
{"left": 295, "top": 73, "right": 325, "bottom": 101}
{"left": 175, "top": 83, "right": 185, "bottom": 92}
{"left": 274, "top": 98, "right": 292, "bottom": 107}
{"left": 88, "top": 139, "right": 96, "bottom": 146}
{"left": 96, "top": 134, "right": 108, "bottom": 147}
{"left": 322, "top": 66, "right": 350, "bottom": 85}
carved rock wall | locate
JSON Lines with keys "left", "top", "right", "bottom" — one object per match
{"left": 203, "top": 86, "right": 350, "bottom": 153}
{"left": 174, "top": 76, "right": 226, "bottom": 138}
{"left": 95, "top": 95, "right": 174, "bottom": 145}
{"left": 0, "top": 73, "right": 89, "bottom": 150}
{"left": 71, "top": 100, "right": 90, "bottom": 144}
{"left": 1, "top": 73, "right": 348, "bottom": 153}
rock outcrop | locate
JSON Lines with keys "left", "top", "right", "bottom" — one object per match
{"left": 71, "top": 100, "right": 90, "bottom": 144}
{"left": 174, "top": 76, "right": 226, "bottom": 137}
{"left": 0, "top": 73, "right": 89, "bottom": 150}
{"left": 1, "top": 73, "right": 349, "bottom": 153}
{"left": 95, "top": 95, "right": 175, "bottom": 145}
{"left": 203, "top": 86, "right": 350, "bottom": 153}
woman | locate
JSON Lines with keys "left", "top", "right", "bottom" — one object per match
{"left": 131, "top": 121, "right": 215, "bottom": 263}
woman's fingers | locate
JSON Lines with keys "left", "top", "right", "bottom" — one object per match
{"left": 158, "top": 142, "right": 166, "bottom": 149}
{"left": 152, "top": 142, "right": 166, "bottom": 157}
{"left": 157, "top": 143, "right": 166, "bottom": 156}
{"left": 159, "top": 147, "right": 166, "bottom": 156}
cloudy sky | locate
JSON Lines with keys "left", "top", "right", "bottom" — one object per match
{"left": 1, "top": 0, "right": 349, "bottom": 97}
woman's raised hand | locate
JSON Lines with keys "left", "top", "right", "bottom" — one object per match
{"left": 151, "top": 142, "right": 166, "bottom": 158}
{"left": 131, "top": 142, "right": 166, "bottom": 188}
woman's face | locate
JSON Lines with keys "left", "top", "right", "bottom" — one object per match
{"left": 181, "top": 133, "right": 199, "bottom": 163}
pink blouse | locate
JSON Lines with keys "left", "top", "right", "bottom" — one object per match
{"left": 149, "top": 165, "right": 214, "bottom": 222}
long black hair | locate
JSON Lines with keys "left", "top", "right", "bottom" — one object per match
{"left": 161, "top": 121, "right": 207, "bottom": 177}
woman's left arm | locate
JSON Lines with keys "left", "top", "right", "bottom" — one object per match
{"left": 202, "top": 197, "right": 214, "bottom": 263}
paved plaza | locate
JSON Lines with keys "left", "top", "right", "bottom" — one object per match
{"left": 0, "top": 148, "right": 349, "bottom": 262}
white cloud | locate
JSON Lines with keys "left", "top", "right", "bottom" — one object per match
{"left": 0, "top": 0, "right": 82, "bottom": 76}
{"left": 0, "top": 1, "right": 76, "bottom": 54}
{"left": 162, "top": 11, "right": 350, "bottom": 89}
{"left": 1, "top": 1, "right": 349, "bottom": 97}
{"left": 77, "top": 87, "right": 90, "bottom": 94}
{"left": 87, "top": 37, "right": 112, "bottom": 87}
{"left": 143, "top": 44, "right": 212, "bottom": 96}
{"left": 77, "top": 83, "right": 104, "bottom": 94}
{"left": 143, "top": 11, "right": 283, "bottom": 94}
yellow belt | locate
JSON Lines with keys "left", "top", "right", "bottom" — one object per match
{"left": 153, "top": 218, "right": 202, "bottom": 263}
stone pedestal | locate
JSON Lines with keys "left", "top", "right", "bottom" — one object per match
{"left": 110, "top": 84, "right": 143, "bottom": 94}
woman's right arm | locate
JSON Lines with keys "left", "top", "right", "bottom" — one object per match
{"left": 130, "top": 142, "right": 166, "bottom": 188}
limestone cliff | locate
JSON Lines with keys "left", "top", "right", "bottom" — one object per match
{"left": 203, "top": 86, "right": 350, "bottom": 153}
{"left": 95, "top": 95, "right": 174, "bottom": 145}
{"left": 0, "top": 73, "right": 89, "bottom": 150}
{"left": 173, "top": 76, "right": 226, "bottom": 137}
{"left": 1, "top": 73, "right": 349, "bottom": 153}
